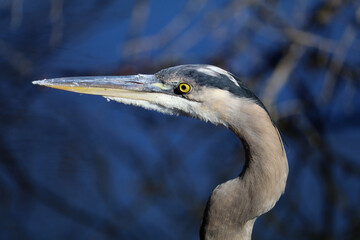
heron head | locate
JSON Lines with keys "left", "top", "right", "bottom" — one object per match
{"left": 33, "top": 64, "right": 265, "bottom": 127}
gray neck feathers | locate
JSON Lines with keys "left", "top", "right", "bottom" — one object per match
{"left": 200, "top": 98, "right": 288, "bottom": 240}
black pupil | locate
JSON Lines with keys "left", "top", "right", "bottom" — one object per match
{"left": 174, "top": 84, "right": 189, "bottom": 95}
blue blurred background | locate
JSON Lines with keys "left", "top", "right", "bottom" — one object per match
{"left": 1, "top": 0, "right": 360, "bottom": 239}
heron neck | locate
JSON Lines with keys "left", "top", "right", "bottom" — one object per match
{"left": 201, "top": 100, "right": 288, "bottom": 240}
{"left": 231, "top": 105, "right": 288, "bottom": 216}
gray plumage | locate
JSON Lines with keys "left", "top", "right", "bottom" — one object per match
{"left": 33, "top": 64, "right": 289, "bottom": 240}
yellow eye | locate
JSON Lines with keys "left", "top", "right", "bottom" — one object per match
{"left": 178, "top": 83, "right": 191, "bottom": 93}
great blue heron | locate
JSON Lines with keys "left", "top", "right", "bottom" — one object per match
{"left": 33, "top": 64, "right": 288, "bottom": 240}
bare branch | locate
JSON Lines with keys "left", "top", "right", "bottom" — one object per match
{"left": 262, "top": 44, "right": 305, "bottom": 106}
{"left": 320, "top": 25, "right": 357, "bottom": 103}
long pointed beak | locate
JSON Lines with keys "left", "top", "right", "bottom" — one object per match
{"left": 32, "top": 74, "right": 172, "bottom": 98}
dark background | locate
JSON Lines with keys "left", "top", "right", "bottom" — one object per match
{"left": 1, "top": 0, "right": 360, "bottom": 239}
